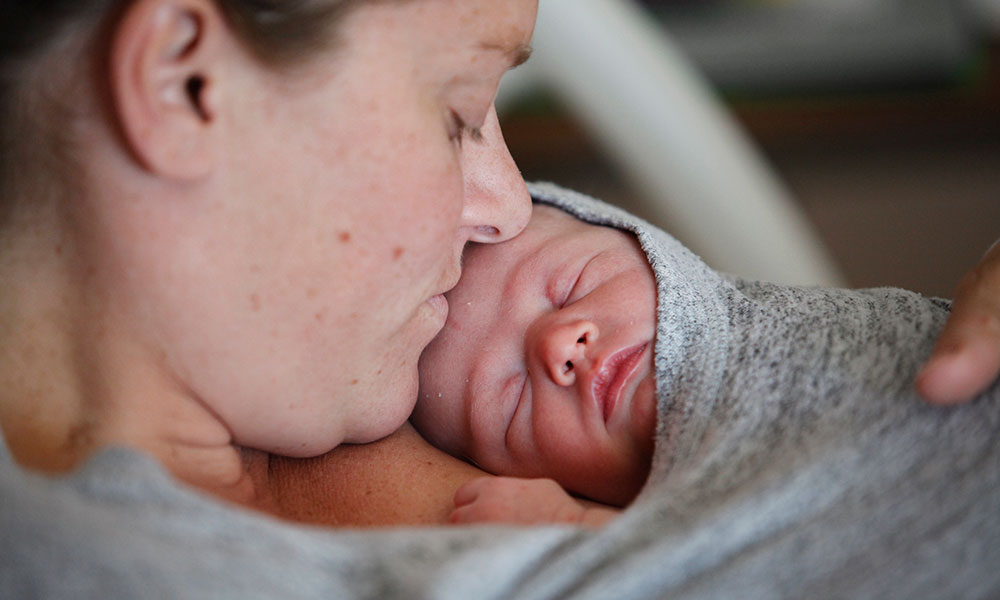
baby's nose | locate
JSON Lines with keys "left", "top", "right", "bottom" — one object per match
{"left": 538, "top": 320, "right": 599, "bottom": 386}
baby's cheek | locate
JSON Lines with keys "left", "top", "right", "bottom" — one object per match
{"left": 410, "top": 393, "right": 453, "bottom": 454}
{"left": 629, "top": 374, "right": 658, "bottom": 458}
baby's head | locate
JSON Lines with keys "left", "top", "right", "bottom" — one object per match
{"left": 414, "top": 204, "right": 658, "bottom": 505}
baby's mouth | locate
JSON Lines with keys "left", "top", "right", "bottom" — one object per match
{"left": 591, "top": 343, "right": 649, "bottom": 423}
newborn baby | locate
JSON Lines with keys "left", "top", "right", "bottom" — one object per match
{"left": 414, "top": 184, "right": 1000, "bottom": 543}
{"left": 414, "top": 203, "right": 657, "bottom": 525}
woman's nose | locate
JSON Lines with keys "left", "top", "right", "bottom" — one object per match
{"left": 459, "top": 104, "right": 532, "bottom": 244}
{"left": 535, "top": 319, "right": 600, "bottom": 386}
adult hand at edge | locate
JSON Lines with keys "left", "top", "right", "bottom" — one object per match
{"left": 917, "top": 239, "right": 1000, "bottom": 404}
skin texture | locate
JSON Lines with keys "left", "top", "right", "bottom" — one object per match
{"left": 0, "top": 0, "right": 538, "bottom": 505}
{"left": 246, "top": 423, "right": 489, "bottom": 526}
{"left": 413, "top": 205, "right": 658, "bottom": 507}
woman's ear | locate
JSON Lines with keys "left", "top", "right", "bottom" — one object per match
{"left": 109, "top": 0, "right": 226, "bottom": 180}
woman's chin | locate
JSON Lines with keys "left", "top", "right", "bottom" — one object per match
{"left": 344, "top": 372, "right": 420, "bottom": 445}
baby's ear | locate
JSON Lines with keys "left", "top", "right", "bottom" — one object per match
{"left": 109, "top": 0, "right": 227, "bottom": 180}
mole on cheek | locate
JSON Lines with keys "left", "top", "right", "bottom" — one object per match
{"left": 339, "top": 231, "right": 351, "bottom": 243}
{"left": 393, "top": 246, "right": 405, "bottom": 261}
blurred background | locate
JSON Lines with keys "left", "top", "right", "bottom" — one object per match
{"left": 497, "top": 0, "right": 1000, "bottom": 297}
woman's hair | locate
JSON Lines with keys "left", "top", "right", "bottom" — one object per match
{"left": 0, "top": 0, "right": 366, "bottom": 217}
{"left": 0, "top": 0, "right": 365, "bottom": 69}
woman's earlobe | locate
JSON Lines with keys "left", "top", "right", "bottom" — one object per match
{"left": 109, "top": 0, "right": 223, "bottom": 180}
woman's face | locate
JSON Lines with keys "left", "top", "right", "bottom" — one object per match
{"left": 143, "top": 0, "right": 538, "bottom": 456}
{"left": 413, "top": 206, "right": 658, "bottom": 506}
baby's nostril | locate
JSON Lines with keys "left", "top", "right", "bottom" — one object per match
{"left": 563, "top": 360, "right": 573, "bottom": 374}
{"left": 577, "top": 335, "right": 586, "bottom": 344}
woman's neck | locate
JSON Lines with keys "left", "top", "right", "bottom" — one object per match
{"left": 0, "top": 232, "right": 256, "bottom": 504}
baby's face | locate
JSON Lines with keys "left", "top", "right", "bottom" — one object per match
{"left": 414, "top": 205, "right": 657, "bottom": 505}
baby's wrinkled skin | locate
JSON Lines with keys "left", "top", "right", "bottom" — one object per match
{"left": 414, "top": 205, "right": 659, "bottom": 523}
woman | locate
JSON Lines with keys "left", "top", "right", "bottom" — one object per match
{"left": 1, "top": 0, "right": 999, "bottom": 595}
{"left": 0, "top": 0, "right": 536, "bottom": 504}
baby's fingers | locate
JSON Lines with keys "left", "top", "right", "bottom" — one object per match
{"left": 452, "top": 476, "right": 492, "bottom": 508}
{"left": 449, "top": 477, "right": 512, "bottom": 525}
{"left": 448, "top": 503, "right": 487, "bottom": 525}
{"left": 449, "top": 476, "right": 584, "bottom": 525}
{"left": 918, "top": 240, "right": 1000, "bottom": 404}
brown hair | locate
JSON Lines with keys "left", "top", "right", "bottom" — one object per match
{"left": 0, "top": 0, "right": 366, "bottom": 221}
{"left": 0, "top": 0, "right": 364, "bottom": 68}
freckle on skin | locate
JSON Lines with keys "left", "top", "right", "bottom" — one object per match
{"left": 393, "top": 246, "right": 405, "bottom": 260}
{"left": 250, "top": 293, "right": 261, "bottom": 311}
{"left": 351, "top": 379, "right": 359, "bottom": 385}
{"left": 307, "top": 288, "right": 318, "bottom": 299}
{"left": 339, "top": 231, "right": 351, "bottom": 243}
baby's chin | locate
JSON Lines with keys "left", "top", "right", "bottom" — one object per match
{"left": 560, "top": 369, "right": 658, "bottom": 507}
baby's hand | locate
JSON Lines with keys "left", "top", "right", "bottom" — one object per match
{"left": 450, "top": 476, "right": 618, "bottom": 527}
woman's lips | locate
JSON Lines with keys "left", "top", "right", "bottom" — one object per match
{"left": 591, "top": 343, "right": 649, "bottom": 423}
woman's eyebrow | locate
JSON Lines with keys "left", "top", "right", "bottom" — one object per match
{"left": 479, "top": 42, "right": 533, "bottom": 70}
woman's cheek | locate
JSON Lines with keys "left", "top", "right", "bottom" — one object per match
{"left": 406, "top": 186, "right": 465, "bottom": 270}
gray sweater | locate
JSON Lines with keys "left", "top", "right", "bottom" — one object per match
{"left": 2, "top": 183, "right": 998, "bottom": 599}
